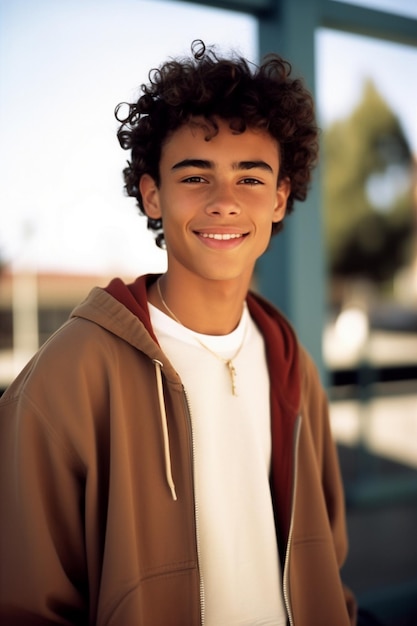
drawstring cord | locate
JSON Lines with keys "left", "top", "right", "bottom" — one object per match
{"left": 152, "top": 359, "right": 178, "bottom": 501}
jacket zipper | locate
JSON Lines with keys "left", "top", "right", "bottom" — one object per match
{"left": 182, "top": 388, "right": 205, "bottom": 626}
{"left": 282, "top": 415, "right": 302, "bottom": 626}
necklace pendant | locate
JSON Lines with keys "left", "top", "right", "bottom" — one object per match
{"left": 156, "top": 280, "right": 244, "bottom": 397}
{"left": 226, "top": 360, "right": 238, "bottom": 396}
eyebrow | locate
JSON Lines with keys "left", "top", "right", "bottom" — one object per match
{"left": 171, "top": 159, "right": 274, "bottom": 173}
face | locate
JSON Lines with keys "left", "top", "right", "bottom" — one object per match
{"left": 140, "top": 118, "right": 290, "bottom": 288}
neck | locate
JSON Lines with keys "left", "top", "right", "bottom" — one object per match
{"left": 149, "top": 273, "right": 249, "bottom": 335}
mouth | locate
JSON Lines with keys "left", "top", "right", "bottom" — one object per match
{"left": 194, "top": 229, "right": 249, "bottom": 250}
{"left": 199, "top": 232, "right": 246, "bottom": 241}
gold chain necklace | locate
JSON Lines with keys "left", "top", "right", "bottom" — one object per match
{"left": 156, "top": 278, "right": 246, "bottom": 396}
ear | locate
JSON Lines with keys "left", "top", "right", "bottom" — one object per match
{"left": 139, "top": 174, "right": 162, "bottom": 219}
{"left": 272, "top": 177, "right": 291, "bottom": 223}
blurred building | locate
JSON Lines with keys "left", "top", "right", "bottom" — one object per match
{"left": 0, "top": 271, "right": 134, "bottom": 390}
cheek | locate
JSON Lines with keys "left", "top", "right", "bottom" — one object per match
{"left": 158, "top": 209, "right": 188, "bottom": 246}
{"left": 161, "top": 196, "right": 196, "bottom": 231}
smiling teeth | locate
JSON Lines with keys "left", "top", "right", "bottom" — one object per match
{"left": 201, "top": 233, "right": 243, "bottom": 240}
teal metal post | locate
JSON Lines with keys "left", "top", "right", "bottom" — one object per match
{"left": 256, "top": 0, "right": 326, "bottom": 379}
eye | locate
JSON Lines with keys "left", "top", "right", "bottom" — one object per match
{"left": 182, "top": 175, "right": 207, "bottom": 184}
{"left": 240, "top": 177, "right": 263, "bottom": 186}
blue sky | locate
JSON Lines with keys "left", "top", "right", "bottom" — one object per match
{"left": 0, "top": 0, "right": 416, "bottom": 276}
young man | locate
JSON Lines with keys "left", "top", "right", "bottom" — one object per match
{"left": 0, "top": 41, "right": 356, "bottom": 625}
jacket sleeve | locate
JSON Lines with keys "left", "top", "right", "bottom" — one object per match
{"left": 299, "top": 348, "right": 357, "bottom": 625}
{"left": 0, "top": 379, "right": 89, "bottom": 625}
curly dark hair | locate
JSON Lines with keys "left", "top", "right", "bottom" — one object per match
{"left": 115, "top": 40, "right": 318, "bottom": 248}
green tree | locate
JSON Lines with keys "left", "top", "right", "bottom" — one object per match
{"left": 323, "top": 80, "right": 414, "bottom": 285}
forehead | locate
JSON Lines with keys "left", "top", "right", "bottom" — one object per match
{"left": 161, "top": 118, "right": 280, "bottom": 165}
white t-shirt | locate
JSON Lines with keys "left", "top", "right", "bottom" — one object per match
{"left": 149, "top": 303, "right": 287, "bottom": 626}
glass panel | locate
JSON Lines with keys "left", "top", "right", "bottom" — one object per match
{"left": 317, "top": 28, "right": 417, "bottom": 367}
{"left": 317, "top": 25, "right": 417, "bottom": 454}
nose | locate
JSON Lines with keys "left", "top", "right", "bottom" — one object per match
{"left": 205, "top": 181, "right": 241, "bottom": 217}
